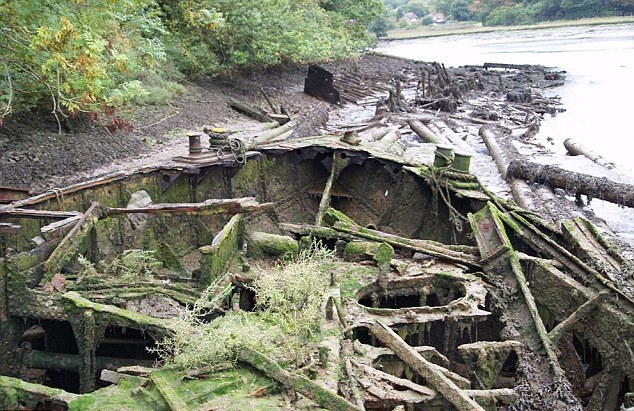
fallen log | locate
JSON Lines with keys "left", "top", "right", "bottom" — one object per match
{"left": 564, "top": 138, "right": 615, "bottom": 170}
{"left": 507, "top": 159, "right": 634, "bottom": 208}
{"left": 238, "top": 347, "right": 362, "bottom": 411}
{"left": 228, "top": 98, "right": 273, "bottom": 123}
{"left": 105, "top": 197, "right": 271, "bottom": 217}
{"left": 408, "top": 120, "right": 450, "bottom": 146}
{"left": 369, "top": 321, "right": 485, "bottom": 411}
{"left": 428, "top": 120, "right": 474, "bottom": 155}
{"left": 316, "top": 153, "right": 338, "bottom": 226}
{"left": 479, "top": 127, "right": 510, "bottom": 179}
{"left": 253, "top": 119, "right": 300, "bottom": 145}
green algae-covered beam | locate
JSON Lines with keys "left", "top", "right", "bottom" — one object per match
{"left": 239, "top": 347, "right": 363, "bottom": 411}
{"left": 62, "top": 291, "right": 173, "bottom": 332}
{"left": 369, "top": 321, "right": 485, "bottom": 411}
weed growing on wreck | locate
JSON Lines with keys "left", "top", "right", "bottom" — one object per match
{"left": 152, "top": 241, "right": 333, "bottom": 370}
{"left": 76, "top": 249, "right": 163, "bottom": 285}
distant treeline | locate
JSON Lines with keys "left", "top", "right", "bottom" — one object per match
{"left": 0, "top": 0, "right": 382, "bottom": 124}
{"left": 373, "top": 0, "right": 634, "bottom": 33}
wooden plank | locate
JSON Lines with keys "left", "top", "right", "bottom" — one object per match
{"left": 0, "top": 223, "right": 22, "bottom": 234}
{"left": 0, "top": 208, "right": 82, "bottom": 219}
{"left": 150, "top": 372, "right": 188, "bottom": 411}
{"left": 105, "top": 197, "right": 271, "bottom": 217}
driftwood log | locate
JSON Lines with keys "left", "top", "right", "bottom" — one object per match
{"left": 507, "top": 160, "right": 634, "bottom": 208}
{"left": 408, "top": 120, "right": 450, "bottom": 146}
{"left": 564, "top": 138, "right": 615, "bottom": 170}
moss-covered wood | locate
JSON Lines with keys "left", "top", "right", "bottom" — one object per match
{"left": 369, "top": 321, "right": 485, "bottom": 411}
{"left": 0, "top": 375, "right": 78, "bottom": 410}
{"left": 238, "top": 347, "right": 362, "bottom": 411}
{"left": 199, "top": 214, "right": 244, "bottom": 286}
{"left": 325, "top": 208, "right": 479, "bottom": 267}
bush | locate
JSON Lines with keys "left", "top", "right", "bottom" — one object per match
{"left": 485, "top": 4, "right": 534, "bottom": 26}
{"left": 0, "top": 0, "right": 167, "bottom": 125}
{"left": 153, "top": 241, "right": 334, "bottom": 369}
{"left": 421, "top": 15, "right": 434, "bottom": 25}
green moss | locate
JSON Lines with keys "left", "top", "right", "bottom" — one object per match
{"left": 343, "top": 241, "right": 380, "bottom": 262}
{"left": 374, "top": 242, "right": 394, "bottom": 271}
{"left": 68, "top": 375, "right": 165, "bottom": 411}
{"left": 322, "top": 208, "right": 358, "bottom": 228}
{"left": 247, "top": 232, "right": 298, "bottom": 260}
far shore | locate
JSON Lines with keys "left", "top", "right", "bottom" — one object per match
{"left": 384, "top": 15, "right": 634, "bottom": 41}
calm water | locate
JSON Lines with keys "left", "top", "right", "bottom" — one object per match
{"left": 378, "top": 24, "right": 634, "bottom": 241}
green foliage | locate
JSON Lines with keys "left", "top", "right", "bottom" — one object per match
{"left": 0, "top": 0, "right": 166, "bottom": 123}
{"left": 153, "top": 241, "right": 334, "bottom": 370}
{"left": 485, "top": 3, "right": 534, "bottom": 25}
{"left": 368, "top": 7, "right": 397, "bottom": 37}
{"left": 1, "top": 0, "right": 380, "bottom": 124}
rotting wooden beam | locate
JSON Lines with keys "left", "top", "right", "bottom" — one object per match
{"left": 369, "top": 321, "right": 485, "bottom": 411}
{"left": 316, "top": 153, "right": 339, "bottom": 226}
{"left": 502, "top": 211, "right": 634, "bottom": 305}
{"left": 42, "top": 202, "right": 100, "bottom": 278}
{"left": 0, "top": 376, "right": 78, "bottom": 407}
{"left": 548, "top": 291, "right": 608, "bottom": 344}
{"left": 228, "top": 98, "right": 274, "bottom": 123}
{"left": 238, "top": 347, "right": 363, "bottom": 411}
{"left": 40, "top": 215, "right": 81, "bottom": 237}
{"left": 105, "top": 197, "right": 272, "bottom": 217}
{"left": 468, "top": 203, "right": 567, "bottom": 381}
{"left": 29, "top": 349, "right": 155, "bottom": 373}
{"left": 279, "top": 223, "right": 356, "bottom": 242}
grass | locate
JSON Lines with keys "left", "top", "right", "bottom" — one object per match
{"left": 385, "top": 15, "right": 634, "bottom": 40}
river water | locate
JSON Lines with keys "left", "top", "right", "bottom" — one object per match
{"left": 377, "top": 23, "right": 634, "bottom": 242}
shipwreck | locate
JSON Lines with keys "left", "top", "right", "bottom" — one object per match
{"left": 1, "top": 56, "right": 633, "bottom": 411}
